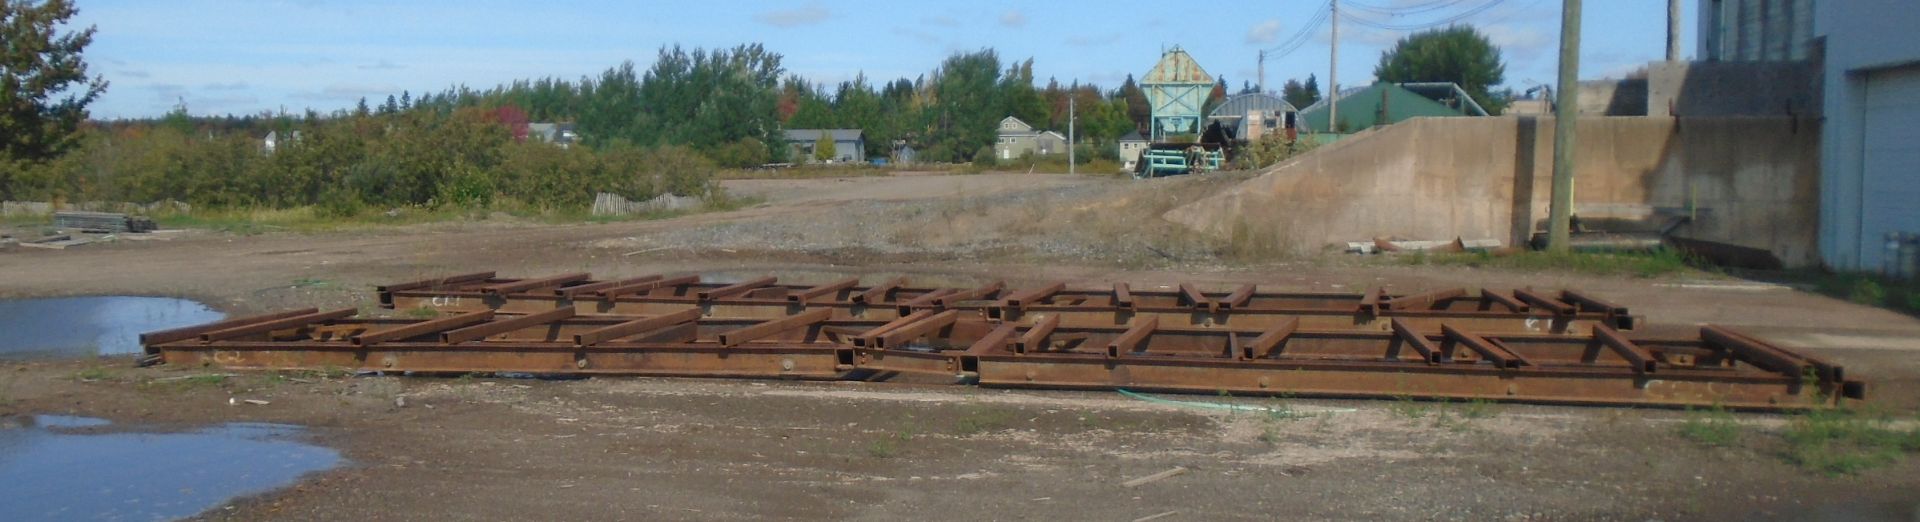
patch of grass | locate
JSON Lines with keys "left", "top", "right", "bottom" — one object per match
{"left": 291, "top": 277, "right": 333, "bottom": 288}
{"left": 1677, "top": 405, "right": 1742, "bottom": 447}
{"left": 297, "top": 366, "right": 352, "bottom": 380}
{"left": 1389, "top": 394, "right": 1430, "bottom": 420}
{"left": 952, "top": 406, "right": 1016, "bottom": 436}
{"left": 1459, "top": 399, "right": 1498, "bottom": 419}
{"left": 866, "top": 425, "right": 916, "bottom": 459}
{"left": 1788, "top": 272, "right": 1920, "bottom": 316}
{"left": 72, "top": 367, "right": 117, "bottom": 382}
{"left": 1399, "top": 247, "right": 1701, "bottom": 278}
{"left": 404, "top": 306, "right": 441, "bottom": 319}
{"left": 1782, "top": 408, "right": 1920, "bottom": 476}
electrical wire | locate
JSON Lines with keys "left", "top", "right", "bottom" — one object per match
{"left": 1340, "top": 0, "right": 1508, "bottom": 30}
{"left": 1261, "top": 0, "right": 1333, "bottom": 60}
{"left": 1343, "top": 0, "right": 1472, "bottom": 17}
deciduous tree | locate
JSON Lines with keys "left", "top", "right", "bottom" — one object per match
{"left": 1373, "top": 26, "right": 1507, "bottom": 114}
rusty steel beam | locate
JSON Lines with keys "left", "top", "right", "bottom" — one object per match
{"left": 1241, "top": 318, "right": 1298, "bottom": 360}
{"left": 875, "top": 310, "right": 961, "bottom": 349}
{"left": 700, "top": 276, "right": 777, "bottom": 301}
{"left": 575, "top": 308, "right": 702, "bottom": 347}
{"left": 141, "top": 308, "right": 321, "bottom": 346}
{"left": 600, "top": 275, "right": 702, "bottom": 299}
{"left": 1003, "top": 282, "right": 1066, "bottom": 308}
{"left": 1515, "top": 288, "right": 1575, "bottom": 316}
{"left": 1392, "top": 288, "right": 1467, "bottom": 311}
{"left": 1592, "top": 324, "right": 1656, "bottom": 374}
{"left": 1106, "top": 316, "right": 1158, "bottom": 358}
{"left": 1113, "top": 282, "right": 1134, "bottom": 308}
{"left": 481, "top": 272, "right": 590, "bottom": 295}
{"left": 1014, "top": 314, "right": 1061, "bottom": 354}
{"left": 1441, "top": 324, "right": 1528, "bottom": 369}
{"left": 1480, "top": 289, "right": 1528, "bottom": 312}
{"left": 854, "top": 310, "right": 936, "bottom": 347}
{"left": 199, "top": 308, "right": 358, "bottom": 342}
{"left": 444, "top": 308, "right": 576, "bottom": 344}
{"left": 559, "top": 274, "right": 665, "bottom": 298}
{"left": 935, "top": 281, "right": 1005, "bottom": 307}
{"left": 1389, "top": 318, "right": 1442, "bottom": 364}
{"left": 353, "top": 310, "right": 495, "bottom": 346}
{"left": 376, "top": 272, "right": 496, "bottom": 308}
{"left": 854, "top": 277, "right": 905, "bottom": 304}
{"left": 790, "top": 277, "right": 861, "bottom": 304}
{"left": 1219, "top": 285, "right": 1256, "bottom": 310}
{"left": 718, "top": 308, "right": 832, "bottom": 347}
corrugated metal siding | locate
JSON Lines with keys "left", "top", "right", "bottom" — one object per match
{"left": 1860, "top": 65, "right": 1920, "bottom": 270}
{"left": 1705, "top": 0, "right": 1815, "bottom": 61}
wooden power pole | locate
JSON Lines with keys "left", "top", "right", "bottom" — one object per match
{"left": 1328, "top": 0, "right": 1339, "bottom": 132}
{"left": 1667, "top": 0, "right": 1681, "bottom": 61}
{"left": 1548, "top": 0, "right": 1582, "bottom": 251}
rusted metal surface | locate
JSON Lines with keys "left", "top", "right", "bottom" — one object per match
{"left": 376, "top": 273, "right": 1637, "bottom": 336}
{"left": 148, "top": 276, "right": 1866, "bottom": 410}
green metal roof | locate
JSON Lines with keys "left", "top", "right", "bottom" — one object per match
{"left": 1297, "top": 83, "right": 1478, "bottom": 133}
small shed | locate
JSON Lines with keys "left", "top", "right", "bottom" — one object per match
{"left": 1206, "top": 93, "right": 1298, "bottom": 141}
{"left": 782, "top": 129, "right": 867, "bottom": 163}
{"left": 1297, "top": 82, "right": 1487, "bottom": 133}
{"left": 1116, "top": 131, "right": 1150, "bottom": 170}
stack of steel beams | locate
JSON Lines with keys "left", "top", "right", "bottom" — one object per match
{"left": 138, "top": 272, "right": 1863, "bottom": 410}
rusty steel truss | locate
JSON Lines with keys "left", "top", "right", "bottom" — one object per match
{"left": 138, "top": 273, "right": 1865, "bottom": 410}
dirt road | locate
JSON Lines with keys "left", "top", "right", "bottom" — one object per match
{"left": 3, "top": 172, "right": 1918, "bottom": 520}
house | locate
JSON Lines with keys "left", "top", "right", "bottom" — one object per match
{"left": 1206, "top": 92, "right": 1298, "bottom": 141}
{"left": 782, "top": 129, "right": 866, "bottom": 164}
{"left": 526, "top": 123, "right": 579, "bottom": 148}
{"left": 993, "top": 116, "right": 1067, "bottom": 160}
{"left": 1116, "top": 131, "right": 1150, "bottom": 171}
{"left": 891, "top": 143, "right": 917, "bottom": 165}
{"left": 261, "top": 130, "right": 302, "bottom": 154}
{"left": 1296, "top": 82, "right": 1487, "bottom": 133}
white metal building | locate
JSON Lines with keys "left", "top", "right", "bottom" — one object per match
{"left": 1814, "top": 1, "right": 1920, "bottom": 271}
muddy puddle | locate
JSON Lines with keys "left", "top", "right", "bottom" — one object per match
{"left": 0, "top": 296, "right": 223, "bottom": 358}
{"left": 0, "top": 414, "right": 341, "bottom": 521}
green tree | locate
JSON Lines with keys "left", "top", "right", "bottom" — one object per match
{"left": 0, "top": 0, "right": 108, "bottom": 168}
{"left": 928, "top": 49, "right": 1001, "bottom": 162}
{"left": 1282, "top": 74, "right": 1320, "bottom": 109}
{"left": 1373, "top": 26, "right": 1507, "bottom": 114}
{"left": 1116, "top": 74, "right": 1149, "bottom": 134}
{"left": 812, "top": 132, "right": 835, "bottom": 162}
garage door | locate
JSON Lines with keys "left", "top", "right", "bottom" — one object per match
{"left": 1861, "top": 65, "right": 1920, "bottom": 270}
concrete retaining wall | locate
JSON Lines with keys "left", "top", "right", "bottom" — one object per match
{"left": 1164, "top": 116, "right": 1821, "bottom": 267}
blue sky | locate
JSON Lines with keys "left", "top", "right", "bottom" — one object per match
{"left": 72, "top": 0, "right": 1695, "bottom": 119}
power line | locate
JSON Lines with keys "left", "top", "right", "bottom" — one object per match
{"left": 1343, "top": 0, "right": 1472, "bottom": 16}
{"left": 1262, "top": 1, "right": 1333, "bottom": 59}
{"left": 1340, "top": 0, "right": 1507, "bottom": 30}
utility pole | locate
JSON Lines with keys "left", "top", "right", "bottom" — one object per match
{"left": 1666, "top": 0, "right": 1681, "bottom": 61}
{"left": 1548, "top": 0, "right": 1582, "bottom": 252}
{"left": 1328, "top": 0, "right": 1339, "bottom": 132}
{"left": 1068, "top": 96, "right": 1076, "bottom": 176}
{"left": 1257, "top": 49, "right": 1266, "bottom": 95}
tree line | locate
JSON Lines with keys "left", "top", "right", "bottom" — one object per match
{"left": 2, "top": 43, "right": 1211, "bottom": 211}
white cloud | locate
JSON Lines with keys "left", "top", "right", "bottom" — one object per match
{"left": 1247, "top": 19, "right": 1283, "bottom": 44}
{"left": 754, "top": 5, "right": 829, "bottom": 28}
{"left": 999, "top": 10, "right": 1026, "bottom": 28}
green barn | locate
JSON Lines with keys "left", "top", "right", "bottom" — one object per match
{"left": 1298, "top": 82, "right": 1488, "bottom": 133}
